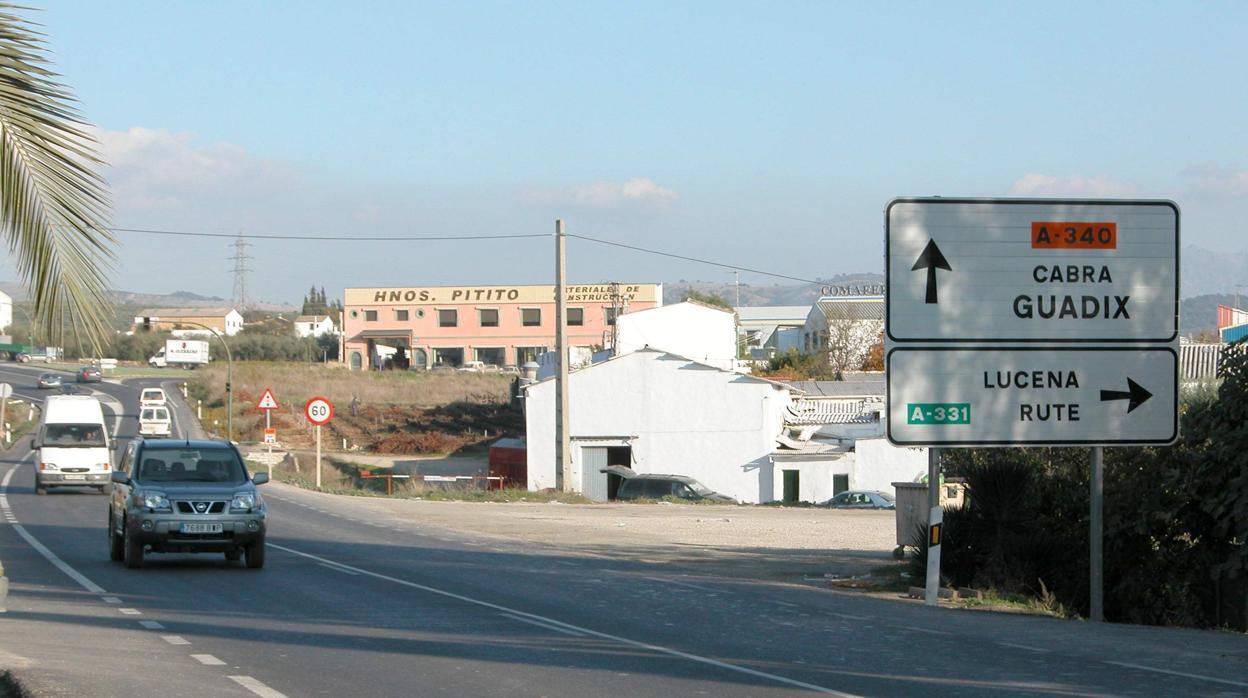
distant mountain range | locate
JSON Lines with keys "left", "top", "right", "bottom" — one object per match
{"left": 0, "top": 282, "right": 296, "bottom": 313}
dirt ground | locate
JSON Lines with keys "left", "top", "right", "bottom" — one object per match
{"left": 276, "top": 484, "right": 903, "bottom": 585}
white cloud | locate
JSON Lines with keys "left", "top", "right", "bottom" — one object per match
{"left": 1008, "top": 173, "right": 1138, "bottom": 198}
{"left": 1181, "top": 163, "right": 1248, "bottom": 197}
{"left": 93, "top": 126, "right": 296, "bottom": 211}
{"left": 521, "top": 176, "right": 679, "bottom": 207}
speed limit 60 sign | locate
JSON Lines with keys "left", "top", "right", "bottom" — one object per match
{"left": 304, "top": 396, "right": 334, "bottom": 426}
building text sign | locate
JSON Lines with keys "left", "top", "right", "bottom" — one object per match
{"left": 345, "top": 284, "right": 660, "bottom": 306}
{"left": 886, "top": 199, "right": 1178, "bottom": 343}
{"left": 887, "top": 347, "right": 1178, "bottom": 446}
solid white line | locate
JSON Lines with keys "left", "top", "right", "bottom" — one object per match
{"left": 829, "top": 613, "right": 868, "bottom": 621}
{"left": 269, "top": 543, "right": 859, "bottom": 697}
{"left": 500, "top": 613, "right": 587, "bottom": 637}
{"left": 101, "top": 596, "right": 122, "bottom": 604}
{"left": 2, "top": 464, "right": 106, "bottom": 594}
{"left": 318, "top": 562, "right": 360, "bottom": 576}
{"left": 161, "top": 635, "right": 191, "bottom": 645}
{"left": 228, "top": 675, "right": 291, "bottom": 698}
{"left": 119, "top": 608, "right": 142, "bottom": 615}
{"left": 903, "top": 626, "right": 952, "bottom": 636}
{"left": 192, "top": 654, "right": 226, "bottom": 666}
{"left": 641, "top": 576, "right": 720, "bottom": 593}
{"left": 1103, "top": 661, "right": 1248, "bottom": 689}
{"left": 767, "top": 600, "right": 799, "bottom": 608}
{"left": 997, "top": 642, "right": 1049, "bottom": 653}
{"left": 138, "top": 620, "right": 165, "bottom": 630}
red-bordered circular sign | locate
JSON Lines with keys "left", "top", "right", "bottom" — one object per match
{"left": 304, "top": 396, "right": 334, "bottom": 426}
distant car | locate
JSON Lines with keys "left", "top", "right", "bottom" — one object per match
{"left": 615, "top": 474, "right": 736, "bottom": 503}
{"left": 821, "top": 490, "right": 896, "bottom": 510}
{"left": 58, "top": 383, "right": 81, "bottom": 395}
{"left": 138, "top": 405, "right": 172, "bottom": 437}
{"left": 457, "top": 360, "right": 486, "bottom": 372}
{"left": 76, "top": 366, "right": 102, "bottom": 383}
{"left": 139, "top": 388, "right": 167, "bottom": 407}
{"left": 37, "top": 373, "right": 62, "bottom": 389}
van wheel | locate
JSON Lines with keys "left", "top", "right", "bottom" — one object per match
{"left": 224, "top": 550, "right": 241, "bottom": 562}
{"left": 35, "top": 483, "right": 46, "bottom": 495}
{"left": 244, "top": 540, "right": 265, "bottom": 569}
{"left": 108, "top": 511, "right": 125, "bottom": 562}
{"left": 122, "top": 523, "right": 144, "bottom": 569}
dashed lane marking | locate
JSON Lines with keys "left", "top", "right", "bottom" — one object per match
{"left": 161, "top": 636, "right": 191, "bottom": 646}
{"left": 193, "top": 654, "right": 226, "bottom": 666}
{"left": 119, "top": 608, "right": 142, "bottom": 615}
{"left": 139, "top": 620, "right": 165, "bottom": 630}
{"left": 228, "top": 675, "right": 291, "bottom": 698}
{"left": 101, "top": 596, "right": 122, "bottom": 604}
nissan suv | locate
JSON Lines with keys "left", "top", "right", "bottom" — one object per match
{"left": 109, "top": 439, "right": 268, "bottom": 569}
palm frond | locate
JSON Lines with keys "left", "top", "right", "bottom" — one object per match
{"left": 0, "top": 5, "right": 115, "bottom": 351}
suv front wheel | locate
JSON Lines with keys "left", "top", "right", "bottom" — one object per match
{"left": 244, "top": 539, "right": 265, "bottom": 569}
{"left": 108, "top": 510, "right": 124, "bottom": 561}
{"left": 122, "top": 521, "right": 144, "bottom": 569}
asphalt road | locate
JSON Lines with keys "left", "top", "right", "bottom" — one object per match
{"left": 1, "top": 363, "right": 1246, "bottom": 697}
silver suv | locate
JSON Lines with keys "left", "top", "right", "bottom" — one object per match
{"left": 109, "top": 439, "right": 268, "bottom": 569}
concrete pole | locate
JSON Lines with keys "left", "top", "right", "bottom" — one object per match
{"left": 1090, "top": 446, "right": 1104, "bottom": 622}
{"left": 315, "top": 425, "right": 322, "bottom": 489}
{"left": 554, "top": 220, "right": 572, "bottom": 492}
{"left": 925, "top": 447, "right": 942, "bottom": 607}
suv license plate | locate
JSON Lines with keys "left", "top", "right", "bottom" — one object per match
{"left": 63, "top": 474, "right": 86, "bottom": 481}
{"left": 180, "top": 523, "right": 224, "bottom": 534}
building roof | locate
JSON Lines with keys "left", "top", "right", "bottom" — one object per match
{"left": 623, "top": 299, "right": 734, "bottom": 317}
{"left": 295, "top": 315, "right": 332, "bottom": 323}
{"left": 524, "top": 347, "right": 801, "bottom": 392}
{"left": 785, "top": 398, "right": 880, "bottom": 426}
{"left": 814, "top": 297, "right": 885, "bottom": 321}
{"left": 137, "top": 307, "right": 237, "bottom": 318}
{"left": 734, "top": 306, "right": 811, "bottom": 323}
{"left": 779, "top": 375, "right": 885, "bottom": 397}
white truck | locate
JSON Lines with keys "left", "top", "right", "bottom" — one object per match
{"left": 149, "top": 339, "right": 210, "bottom": 368}
{"left": 32, "top": 395, "right": 114, "bottom": 494}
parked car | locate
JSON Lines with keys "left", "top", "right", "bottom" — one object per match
{"left": 76, "top": 366, "right": 102, "bottom": 383}
{"left": 108, "top": 439, "right": 268, "bottom": 569}
{"left": 821, "top": 490, "right": 896, "bottom": 510}
{"left": 615, "top": 474, "right": 736, "bottom": 503}
{"left": 37, "top": 373, "right": 62, "bottom": 389}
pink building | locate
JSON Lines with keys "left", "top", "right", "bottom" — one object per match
{"left": 342, "top": 283, "right": 662, "bottom": 370}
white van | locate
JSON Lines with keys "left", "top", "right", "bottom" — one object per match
{"left": 138, "top": 405, "right": 172, "bottom": 437}
{"left": 139, "top": 388, "right": 167, "bottom": 407}
{"left": 33, "top": 395, "right": 113, "bottom": 494}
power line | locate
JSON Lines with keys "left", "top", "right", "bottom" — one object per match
{"left": 106, "top": 226, "right": 547, "bottom": 241}
{"left": 566, "top": 233, "right": 824, "bottom": 285}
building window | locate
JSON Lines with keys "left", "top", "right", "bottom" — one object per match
{"left": 566, "top": 308, "right": 584, "bottom": 326}
{"left": 432, "top": 347, "right": 464, "bottom": 368}
{"left": 395, "top": 309, "right": 409, "bottom": 321}
{"left": 516, "top": 346, "right": 548, "bottom": 364}
{"left": 350, "top": 310, "right": 358, "bottom": 319}
{"left": 438, "top": 309, "right": 457, "bottom": 327}
{"left": 479, "top": 308, "right": 499, "bottom": 327}
{"left": 521, "top": 308, "right": 541, "bottom": 327}
{"left": 364, "top": 310, "right": 377, "bottom": 322}
{"left": 605, "top": 307, "right": 619, "bottom": 326}
{"left": 475, "top": 347, "right": 506, "bottom": 366}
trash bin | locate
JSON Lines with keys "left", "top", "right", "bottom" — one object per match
{"left": 891, "top": 480, "right": 967, "bottom": 558}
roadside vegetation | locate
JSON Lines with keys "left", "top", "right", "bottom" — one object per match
{"left": 909, "top": 345, "right": 1248, "bottom": 630}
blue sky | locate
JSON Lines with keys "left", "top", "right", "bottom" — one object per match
{"left": 16, "top": 1, "right": 1248, "bottom": 303}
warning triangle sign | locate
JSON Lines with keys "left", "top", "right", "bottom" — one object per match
{"left": 256, "top": 388, "right": 280, "bottom": 411}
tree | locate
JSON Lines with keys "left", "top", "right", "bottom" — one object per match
{"left": 683, "top": 290, "right": 733, "bottom": 311}
{"left": 0, "top": 6, "right": 115, "bottom": 349}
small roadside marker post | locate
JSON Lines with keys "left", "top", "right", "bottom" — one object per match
{"left": 304, "top": 397, "right": 334, "bottom": 489}
{"left": 925, "top": 447, "right": 941, "bottom": 606}
{"left": 0, "top": 384, "right": 12, "bottom": 445}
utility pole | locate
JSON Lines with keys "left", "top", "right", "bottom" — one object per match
{"left": 733, "top": 270, "right": 740, "bottom": 307}
{"left": 230, "top": 235, "right": 251, "bottom": 313}
{"left": 554, "top": 220, "right": 572, "bottom": 492}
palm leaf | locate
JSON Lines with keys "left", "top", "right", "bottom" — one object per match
{"left": 0, "top": 5, "right": 114, "bottom": 351}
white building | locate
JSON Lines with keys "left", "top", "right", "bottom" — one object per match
{"left": 802, "top": 296, "right": 884, "bottom": 374}
{"left": 526, "top": 349, "right": 793, "bottom": 503}
{"left": 135, "top": 308, "right": 245, "bottom": 337}
{"left": 0, "top": 289, "right": 11, "bottom": 335}
{"left": 614, "top": 300, "right": 738, "bottom": 371}
{"left": 293, "top": 314, "right": 337, "bottom": 338}
{"left": 735, "top": 305, "right": 808, "bottom": 359}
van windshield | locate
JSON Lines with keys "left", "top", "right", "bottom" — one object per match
{"left": 137, "top": 448, "right": 246, "bottom": 485}
{"left": 44, "top": 423, "right": 107, "bottom": 447}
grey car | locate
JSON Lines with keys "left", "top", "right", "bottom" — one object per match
{"left": 109, "top": 439, "right": 268, "bottom": 569}
{"left": 822, "top": 490, "right": 896, "bottom": 509}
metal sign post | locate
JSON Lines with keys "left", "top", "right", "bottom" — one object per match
{"left": 886, "top": 198, "right": 1180, "bottom": 622}
{"left": 925, "top": 447, "right": 942, "bottom": 606}
{"left": 304, "top": 397, "right": 334, "bottom": 490}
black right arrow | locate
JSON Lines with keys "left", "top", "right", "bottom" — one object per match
{"left": 1099, "top": 378, "right": 1153, "bottom": 413}
{"left": 911, "top": 238, "right": 951, "bottom": 304}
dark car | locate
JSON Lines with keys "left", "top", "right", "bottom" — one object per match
{"left": 108, "top": 439, "right": 269, "bottom": 569}
{"left": 822, "top": 490, "right": 896, "bottom": 510}
{"left": 615, "top": 474, "right": 736, "bottom": 503}
{"left": 37, "top": 373, "right": 62, "bottom": 389}
{"left": 76, "top": 366, "right": 102, "bottom": 383}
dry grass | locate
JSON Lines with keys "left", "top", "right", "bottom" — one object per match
{"left": 191, "top": 362, "right": 511, "bottom": 410}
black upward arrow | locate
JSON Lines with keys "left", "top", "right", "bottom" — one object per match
{"left": 911, "top": 238, "right": 951, "bottom": 304}
{"left": 1099, "top": 378, "right": 1153, "bottom": 413}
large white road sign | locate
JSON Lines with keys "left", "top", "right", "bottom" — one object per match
{"left": 886, "top": 199, "right": 1178, "bottom": 343}
{"left": 887, "top": 347, "right": 1178, "bottom": 446}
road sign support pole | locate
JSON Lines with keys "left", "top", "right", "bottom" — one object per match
{"left": 1090, "top": 446, "right": 1104, "bottom": 622}
{"left": 0, "top": 397, "right": 7, "bottom": 446}
{"left": 316, "top": 425, "right": 322, "bottom": 489}
{"left": 925, "top": 447, "right": 942, "bottom": 606}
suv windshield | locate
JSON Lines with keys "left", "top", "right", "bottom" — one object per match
{"left": 44, "top": 423, "right": 106, "bottom": 447}
{"left": 137, "top": 448, "right": 247, "bottom": 484}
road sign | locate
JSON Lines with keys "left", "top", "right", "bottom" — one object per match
{"left": 886, "top": 199, "right": 1179, "bottom": 344}
{"left": 886, "top": 347, "right": 1178, "bottom": 446}
{"left": 256, "top": 388, "right": 280, "bottom": 411}
{"left": 263, "top": 428, "right": 277, "bottom": 444}
{"left": 304, "top": 396, "right": 334, "bottom": 426}
{"left": 0, "top": 383, "right": 11, "bottom": 399}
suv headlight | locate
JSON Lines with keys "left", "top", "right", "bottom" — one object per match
{"left": 139, "top": 491, "right": 171, "bottom": 511}
{"left": 230, "top": 493, "right": 256, "bottom": 512}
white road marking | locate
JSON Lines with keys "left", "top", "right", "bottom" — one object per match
{"left": 1103, "top": 661, "right": 1248, "bottom": 689}
{"left": 192, "top": 654, "right": 226, "bottom": 665}
{"left": 829, "top": 613, "right": 868, "bottom": 621}
{"left": 903, "top": 626, "right": 952, "bottom": 636}
{"left": 997, "top": 642, "right": 1049, "bottom": 653}
{"left": 2, "top": 463, "right": 106, "bottom": 594}
{"left": 270, "top": 543, "right": 859, "bottom": 697}
{"left": 500, "top": 613, "right": 587, "bottom": 637}
{"left": 139, "top": 620, "right": 165, "bottom": 630}
{"left": 767, "top": 600, "right": 800, "bottom": 608}
{"left": 119, "top": 608, "right": 142, "bottom": 615}
{"left": 318, "top": 562, "right": 360, "bottom": 576}
{"left": 101, "top": 596, "right": 122, "bottom": 604}
{"left": 161, "top": 635, "right": 191, "bottom": 645}
{"left": 228, "top": 675, "right": 291, "bottom": 698}
{"left": 641, "top": 576, "right": 721, "bottom": 593}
